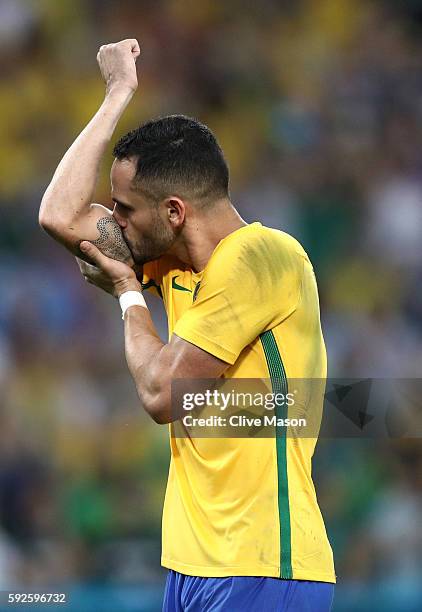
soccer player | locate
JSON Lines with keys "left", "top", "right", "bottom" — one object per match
{"left": 39, "top": 40, "right": 335, "bottom": 611}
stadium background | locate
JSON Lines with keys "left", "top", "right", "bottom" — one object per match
{"left": 1, "top": 0, "right": 422, "bottom": 610}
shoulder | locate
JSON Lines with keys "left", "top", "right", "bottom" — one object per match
{"left": 209, "top": 223, "right": 308, "bottom": 274}
{"left": 253, "top": 225, "right": 308, "bottom": 257}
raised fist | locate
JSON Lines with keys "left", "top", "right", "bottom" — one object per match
{"left": 97, "top": 39, "right": 140, "bottom": 95}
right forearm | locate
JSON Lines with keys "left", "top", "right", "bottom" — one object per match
{"left": 39, "top": 87, "right": 133, "bottom": 228}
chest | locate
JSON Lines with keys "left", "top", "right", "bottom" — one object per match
{"left": 163, "top": 270, "right": 202, "bottom": 335}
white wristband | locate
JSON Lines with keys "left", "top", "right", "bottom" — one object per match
{"left": 119, "top": 290, "right": 147, "bottom": 319}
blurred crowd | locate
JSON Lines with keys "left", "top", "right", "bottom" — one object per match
{"left": 1, "top": 0, "right": 422, "bottom": 610}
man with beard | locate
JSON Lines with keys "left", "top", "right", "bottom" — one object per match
{"left": 39, "top": 39, "right": 335, "bottom": 611}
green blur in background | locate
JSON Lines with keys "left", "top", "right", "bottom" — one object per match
{"left": 1, "top": 1, "right": 422, "bottom": 610}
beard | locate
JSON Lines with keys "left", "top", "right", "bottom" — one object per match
{"left": 128, "top": 212, "right": 176, "bottom": 266}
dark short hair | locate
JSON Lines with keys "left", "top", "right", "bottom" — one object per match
{"left": 113, "top": 115, "right": 229, "bottom": 204}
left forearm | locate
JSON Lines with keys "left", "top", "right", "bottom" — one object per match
{"left": 78, "top": 240, "right": 173, "bottom": 422}
{"left": 123, "top": 305, "right": 171, "bottom": 423}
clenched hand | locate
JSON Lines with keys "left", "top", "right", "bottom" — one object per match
{"left": 97, "top": 39, "right": 141, "bottom": 95}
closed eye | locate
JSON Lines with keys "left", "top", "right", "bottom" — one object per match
{"left": 112, "top": 198, "right": 133, "bottom": 213}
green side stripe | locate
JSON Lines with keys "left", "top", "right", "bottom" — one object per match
{"left": 260, "top": 330, "right": 293, "bottom": 579}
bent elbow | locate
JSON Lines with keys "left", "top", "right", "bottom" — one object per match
{"left": 149, "top": 409, "right": 172, "bottom": 425}
{"left": 141, "top": 391, "right": 173, "bottom": 425}
{"left": 38, "top": 199, "right": 74, "bottom": 246}
{"left": 39, "top": 215, "right": 54, "bottom": 235}
{"left": 38, "top": 211, "right": 62, "bottom": 240}
{"left": 38, "top": 202, "right": 51, "bottom": 231}
{"left": 39, "top": 196, "right": 58, "bottom": 232}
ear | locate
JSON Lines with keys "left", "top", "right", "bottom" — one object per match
{"left": 164, "top": 197, "right": 185, "bottom": 228}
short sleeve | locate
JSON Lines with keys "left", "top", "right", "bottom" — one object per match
{"left": 173, "top": 227, "right": 303, "bottom": 364}
{"left": 142, "top": 260, "right": 163, "bottom": 298}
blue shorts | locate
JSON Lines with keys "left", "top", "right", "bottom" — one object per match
{"left": 163, "top": 570, "right": 335, "bottom": 612}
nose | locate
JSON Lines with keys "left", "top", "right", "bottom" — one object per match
{"left": 112, "top": 204, "right": 127, "bottom": 229}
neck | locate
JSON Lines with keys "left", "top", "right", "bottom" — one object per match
{"left": 170, "top": 199, "right": 247, "bottom": 272}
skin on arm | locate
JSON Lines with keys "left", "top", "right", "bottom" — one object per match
{"left": 124, "top": 315, "right": 229, "bottom": 424}
{"left": 79, "top": 240, "right": 229, "bottom": 423}
{"left": 42, "top": 200, "right": 136, "bottom": 295}
{"left": 75, "top": 204, "right": 135, "bottom": 295}
{"left": 39, "top": 39, "right": 140, "bottom": 263}
{"left": 43, "top": 202, "right": 133, "bottom": 261}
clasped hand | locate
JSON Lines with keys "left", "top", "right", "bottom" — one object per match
{"left": 78, "top": 241, "right": 141, "bottom": 298}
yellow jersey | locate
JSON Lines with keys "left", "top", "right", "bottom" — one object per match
{"left": 142, "top": 222, "right": 336, "bottom": 583}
